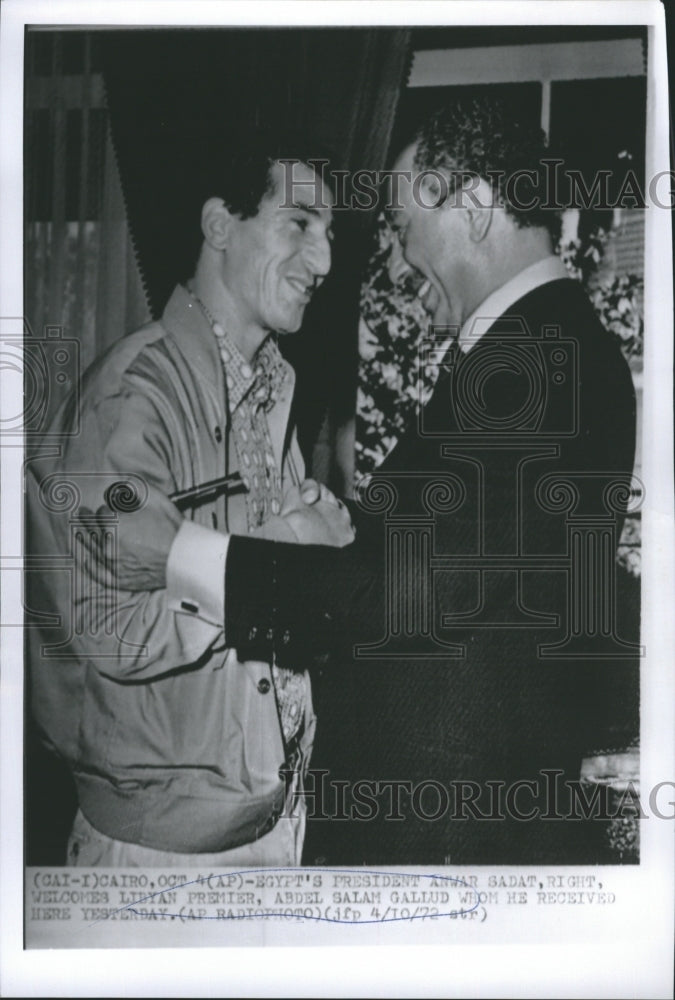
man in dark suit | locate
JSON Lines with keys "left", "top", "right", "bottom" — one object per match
{"left": 224, "top": 99, "right": 639, "bottom": 864}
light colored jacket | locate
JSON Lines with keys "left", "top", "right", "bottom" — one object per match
{"left": 26, "top": 286, "right": 315, "bottom": 853}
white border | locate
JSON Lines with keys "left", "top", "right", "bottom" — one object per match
{"left": 1, "top": 2, "right": 673, "bottom": 997}
{"left": 2, "top": 0, "right": 668, "bottom": 29}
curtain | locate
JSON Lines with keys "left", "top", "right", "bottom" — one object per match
{"left": 307, "top": 30, "right": 414, "bottom": 492}
{"left": 101, "top": 28, "right": 412, "bottom": 492}
{"left": 24, "top": 31, "right": 154, "bottom": 863}
{"left": 24, "top": 31, "right": 150, "bottom": 436}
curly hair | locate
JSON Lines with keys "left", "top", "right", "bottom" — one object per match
{"left": 413, "top": 98, "right": 562, "bottom": 241}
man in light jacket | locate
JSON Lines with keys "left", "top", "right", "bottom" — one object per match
{"left": 26, "top": 136, "right": 353, "bottom": 867}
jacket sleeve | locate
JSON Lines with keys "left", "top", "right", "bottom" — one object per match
{"left": 37, "top": 376, "right": 228, "bottom": 681}
{"left": 224, "top": 533, "right": 385, "bottom": 667}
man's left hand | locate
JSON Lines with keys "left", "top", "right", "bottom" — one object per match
{"left": 76, "top": 486, "right": 183, "bottom": 591}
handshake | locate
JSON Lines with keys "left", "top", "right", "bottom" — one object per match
{"left": 269, "top": 480, "right": 355, "bottom": 548}
{"left": 77, "top": 478, "right": 354, "bottom": 592}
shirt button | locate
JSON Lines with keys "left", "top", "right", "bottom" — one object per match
{"left": 214, "top": 426, "right": 222, "bottom": 443}
{"left": 257, "top": 677, "right": 271, "bottom": 694}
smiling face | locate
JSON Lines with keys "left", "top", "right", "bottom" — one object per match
{"left": 221, "top": 160, "right": 334, "bottom": 338}
{"left": 388, "top": 142, "right": 467, "bottom": 329}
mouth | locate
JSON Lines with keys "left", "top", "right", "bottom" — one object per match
{"left": 417, "top": 278, "right": 440, "bottom": 317}
{"left": 286, "top": 277, "right": 314, "bottom": 302}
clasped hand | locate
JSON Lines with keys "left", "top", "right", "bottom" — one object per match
{"left": 279, "top": 480, "right": 355, "bottom": 547}
{"left": 76, "top": 478, "right": 353, "bottom": 592}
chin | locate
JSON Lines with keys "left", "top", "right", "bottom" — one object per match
{"left": 276, "top": 319, "right": 303, "bottom": 336}
{"left": 270, "top": 310, "right": 304, "bottom": 336}
{"left": 428, "top": 306, "right": 454, "bottom": 329}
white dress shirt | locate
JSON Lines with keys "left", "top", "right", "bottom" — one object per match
{"left": 458, "top": 254, "right": 569, "bottom": 354}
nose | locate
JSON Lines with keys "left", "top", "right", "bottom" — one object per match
{"left": 387, "top": 234, "right": 412, "bottom": 284}
{"left": 306, "top": 229, "right": 332, "bottom": 281}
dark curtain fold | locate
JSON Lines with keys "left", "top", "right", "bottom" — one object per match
{"left": 101, "top": 27, "right": 411, "bottom": 486}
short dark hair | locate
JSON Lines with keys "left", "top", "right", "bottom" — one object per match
{"left": 181, "top": 129, "right": 335, "bottom": 279}
{"left": 203, "top": 130, "right": 335, "bottom": 219}
{"left": 413, "top": 98, "right": 562, "bottom": 241}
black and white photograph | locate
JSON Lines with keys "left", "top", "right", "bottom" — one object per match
{"left": 1, "top": 0, "right": 673, "bottom": 995}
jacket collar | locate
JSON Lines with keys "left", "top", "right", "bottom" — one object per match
{"left": 160, "top": 285, "right": 225, "bottom": 398}
{"left": 459, "top": 255, "right": 570, "bottom": 353}
{"left": 160, "top": 284, "right": 296, "bottom": 469}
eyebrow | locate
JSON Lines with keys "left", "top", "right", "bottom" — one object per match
{"left": 285, "top": 200, "right": 335, "bottom": 239}
{"left": 286, "top": 201, "right": 326, "bottom": 218}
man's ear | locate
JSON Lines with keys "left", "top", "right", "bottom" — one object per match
{"left": 201, "top": 197, "right": 234, "bottom": 251}
{"left": 464, "top": 176, "right": 494, "bottom": 244}
{"left": 418, "top": 169, "right": 447, "bottom": 209}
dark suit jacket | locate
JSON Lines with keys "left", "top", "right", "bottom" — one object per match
{"left": 227, "top": 276, "right": 639, "bottom": 864}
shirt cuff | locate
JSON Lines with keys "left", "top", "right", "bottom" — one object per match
{"left": 166, "top": 521, "right": 228, "bottom": 625}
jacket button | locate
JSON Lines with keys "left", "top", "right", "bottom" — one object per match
{"left": 266, "top": 627, "right": 274, "bottom": 641}
{"left": 214, "top": 426, "right": 223, "bottom": 443}
{"left": 248, "top": 626, "right": 258, "bottom": 640}
{"left": 282, "top": 629, "right": 290, "bottom": 645}
{"left": 257, "top": 677, "right": 271, "bottom": 694}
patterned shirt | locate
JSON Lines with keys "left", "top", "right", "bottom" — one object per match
{"left": 197, "top": 297, "right": 307, "bottom": 747}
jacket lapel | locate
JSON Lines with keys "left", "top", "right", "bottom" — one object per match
{"left": 160, "top": 286, "right": 224, "bottom": 407}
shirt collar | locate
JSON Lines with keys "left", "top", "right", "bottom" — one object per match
{"left": 213, "top": 325, "right": 288, "bottom": 414}
{"left": 458, "top": 254, "right": 569, "bottom": 353}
